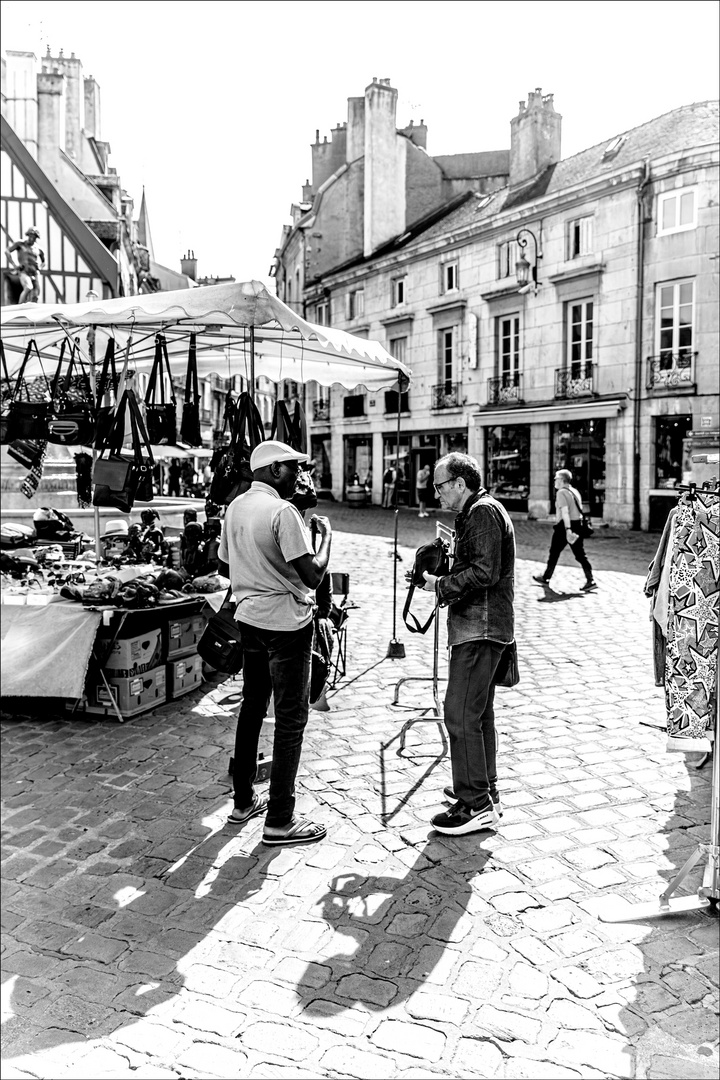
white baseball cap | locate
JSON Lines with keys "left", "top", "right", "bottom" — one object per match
{"left": 250, "top": 440, "right": 309, "bottom": 472}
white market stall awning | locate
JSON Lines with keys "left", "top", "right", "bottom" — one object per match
{"left": 0, "top": 280, "right": 411, "bottom": 392}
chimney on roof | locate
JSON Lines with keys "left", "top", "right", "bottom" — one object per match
{"left": 364, "top": 76, "right": 405, "bottom": 257}
{"left": 180, "top": 250, "right": 197, "bottom": 280}
{"left": 510, "top": 88, "right": 561, "bottom": 188}
{"left": 37, "top": 68, "right": 65, "bottom": 166}
{"left": 84, "top": 75, "right": 101, "bottom": 139}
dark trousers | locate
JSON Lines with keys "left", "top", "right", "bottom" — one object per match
{"left": 444, "top": 639, "right": 505, "bottom": 810}
{"left": 233, "top": 620, "right": 313, "bottom": 827}
{"left": 544, "top": 521, "right": 593, "bottom": 582}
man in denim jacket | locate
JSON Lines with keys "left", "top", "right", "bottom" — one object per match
{"left": 422, "top": 452, "right": 515, "bottom": 835}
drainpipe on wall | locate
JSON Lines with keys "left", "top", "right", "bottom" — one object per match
{"left": 633, "top": 159, "right": 651, "bottom": 531}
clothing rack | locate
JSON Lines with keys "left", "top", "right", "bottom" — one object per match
{"left": 390, "top": 521, "right": 454, "bottom": 755}
{"left": 599, "top": 478, "right": 719, "bottom": 920}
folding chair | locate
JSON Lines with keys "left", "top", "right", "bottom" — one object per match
{"left": 327, "top": 572, "right": 355, "bottom": 688}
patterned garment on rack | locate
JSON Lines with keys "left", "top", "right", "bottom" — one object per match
{"left": 665, "top": 489, "right": 719, "bottom": 752}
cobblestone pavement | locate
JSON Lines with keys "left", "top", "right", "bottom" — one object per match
{"left": 1, "top": 524, "right": 718, "bottom": 1080}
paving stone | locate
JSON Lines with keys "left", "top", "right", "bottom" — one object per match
{"left": 475, "top": 1003, "right": 543, "bottom": 1043}
{"left": 453, "top": 959, "right": 503, "bottom": 999}
{"left": 662, "top": 969, "right": 712, "bottom": 1003}
{"left": 547, "top": 1032, "right": 635, "bottom": 1077}
{"left": 176, "top": 1041, "right": 248, "bottom": 1077}
{"left": 546, "top": 997, "right": 604, "bottom": 1029}
{"left": 658, "top": 1008, "right": 720, "bottom": 1045}
{"left": 552, "top": 966, "right": 604, "bottom": 999}
{"left": 512, "top": 937, "right": 557, "bottom": 966}
{"left": 509, "top": 962, "right": 549, "bottom": 1000}
{"left": 320, "top": 1044, "right": 396, "bottom": 1079}
{"left": 647, "top": 1054, "right": 720, "bottom": 1079}
{"left": 549, "top": 929, "right": 604, "bottom": 958}
{"left": 453, "top": 1037, "right": 505, "bottom": 1077}
{"left": 406, "top": 989, "right": 469, "bottom": 1024}
{"left": 239, "top": 1020, "right": 319, "bottom": 1059}
{"left": 371, "top": 1018, "right": 446, "bottom": 1062}
{"left": 336, "top": 972, "right": 397, "bottom": 1007}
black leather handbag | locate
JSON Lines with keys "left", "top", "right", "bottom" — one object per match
{"left": 145, "top": 334, "right": 177, "bottom": 445}
{"left": 93, "top": 389, "right": 155, "bottom": 513}
{"left": 180, "top": 333, "right": 202, "bottom": 447}
{"left": 2, "top": 339, "right": 52, "bottom": 443}
{"left": 210, "top": 392, "right": 265, "bottom": 506}
{"left": 46, "top": 339, "right": 96, "bottom": 445}
{"left": 493, "top": 641, "right": 520, "bottom": 687}
{"left": 197, "top": 589, "right": 244, "bottom": 674}
{"left": 402, "top": 537, "right": 451, "bottom": 634}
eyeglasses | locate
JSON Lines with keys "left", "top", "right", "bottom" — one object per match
{"left": 279, "top": 461, "right": 302, "bottom": 475}
{"left": 433, "top": 477, "right": 455, "bottom": 494}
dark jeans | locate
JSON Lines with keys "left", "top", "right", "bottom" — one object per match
{"left": 543, "top": 521, "right": 593, "bottom": 582}
{"left": 233, "top": 620, "right": 313, "bottom": 827}
{"left": 444, "top": 639, "right": 505, "bottom": 810}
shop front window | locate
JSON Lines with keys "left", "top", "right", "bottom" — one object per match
{"left": 383, "top": 435, "right": 411, "bottom": 505}
{"left": 311, "top": 436, "right": 332, "bottom": 489}
{"left": 655, "top": 415, "right": 692, "bottom": 489}
{"left": 345, "top": 437, "right": 372, "bottom": 492}
{"left": 552, "top": 419, "right": 606, "bottom": 516}
{"left": 485, "top": 425, "right": 530, "bottom": 512}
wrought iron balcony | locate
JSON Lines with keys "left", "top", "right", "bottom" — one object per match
{"left": 487, "top": 373, "right": 523, "bottom": 406}
{"left": 313, "top": 399, "right": 330, "bottom": 422}
{"left": 555, "top": 362, "right": 594, "bottom": 399}
{"left": 431, "top": 383, "right": 461, "bottom": 409}
{"left": 647, "top": 352, "right": 696, "bottom": 389}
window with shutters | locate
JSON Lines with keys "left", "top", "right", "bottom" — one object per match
{"left": 568, "top": 216, "right": 594, "bottom": 259}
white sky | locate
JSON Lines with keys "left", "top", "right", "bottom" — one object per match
{"left": 3, "top": 0, "right": 719, "bottom": 289}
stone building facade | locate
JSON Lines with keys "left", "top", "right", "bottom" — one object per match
{"left": 273, "top": 80, "right": 719, "bottom": 529}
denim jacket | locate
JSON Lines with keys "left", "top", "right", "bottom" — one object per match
{"left": 437, "top": 489, "right": 515, "bottom": 646}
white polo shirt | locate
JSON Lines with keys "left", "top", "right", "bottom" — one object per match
{"left": 219, "top": 481, "right": 315, "bottom": 631}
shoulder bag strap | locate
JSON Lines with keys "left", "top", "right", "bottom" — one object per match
{"left": 145, "top": 335, "right": 165, "bottom": 406}
{"left": 125, "top": 388, "right": 155, "bottom": 467}
{"left": 13, "top": 339, "right": 50, "bottom": 402}
{"left": 159, "top": 333, "right": 175, "bottom": 404}
{"left": 184, "top": 333, "right": 199, "bottom": 405}
{"left": 99, "top": 389, "right": 128, "bottom": 457}
{"left": 49, "top": 339, "right": 67, "bottom": 401}
{"left": 96, "top": 338, "right": 118, "bottom": 406}
{"left": 402, "top": 584, "right": 439, "bottom": 635}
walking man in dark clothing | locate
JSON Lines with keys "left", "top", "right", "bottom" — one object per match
{"left": 422, "top": 452, "right": 516, "bottom": 835}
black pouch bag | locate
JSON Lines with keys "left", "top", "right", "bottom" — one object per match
{"left": 3, "top": 339, "right": 52, "bottom": 442}
{"left": 145, "top": 334, "right": 177, "bottom": 445}
{"left": 210, "top": 392, "right": 265, "bottom": 506}
{"left": 93, "top": 389, "right": 155, "bottom": 513}
{"left": 402, "top": 537, "right": 451, "bottom": 634}
{"left": 180, "top": 333, "right": 202, "bottom": 446}
{"left": 493, "top": 640, "right": 520, "bottom": 687}
{"left": 197, "top": 589, "right": 244, "bottom": 674}
{"left": 46, "top": 339, "right": 96, "bottom": 445}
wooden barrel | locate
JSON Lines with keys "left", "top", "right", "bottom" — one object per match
{"left": 346, "top": 484, "right": 367, "bottom": 508}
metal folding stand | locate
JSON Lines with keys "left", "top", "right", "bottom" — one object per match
{"left": 391, "top": 521, "right": 454, "bottom": 755}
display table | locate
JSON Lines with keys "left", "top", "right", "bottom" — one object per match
{"left": 1, "top": 597, "right": 209, "bottom": 710}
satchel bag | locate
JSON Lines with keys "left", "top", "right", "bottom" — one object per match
{"left": 402, "top": 537, "right": 451, "bottom": 634}
{"left": 270, "top": 399, "right": 308, "bottom": 453}
{"left": 94, "top": 338, "right": 120, "bottom": 447}
{"left": 93, "top": 389, "right": 155, "bottom": 513}
{"left": 46, "top": 339, "right": 96, "bottom": 445}
{"left": 180, "top": 333, "right": 202, "bottom": 447}
{"left": 144, "top": 334, "right": 177, "bottom": 445}
{"left": 493, "top": 640, "right": 520, "bottom": 688}
{"left": 197, "top": 589, "right": 244, "bottom": 674}
{"left": 2, "top": 339, "right": 53, "bottom": 442}
{"left": 570, "top": 492, "right": 594, "bottom": 540}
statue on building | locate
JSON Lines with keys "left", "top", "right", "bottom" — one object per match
{"left": 5, "top": 227, "right": 45, "bottom": 303}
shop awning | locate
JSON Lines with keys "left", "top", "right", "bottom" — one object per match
{"left": 473, "top": 397, "right": 628, "bottom": 426}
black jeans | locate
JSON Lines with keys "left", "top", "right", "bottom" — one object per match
{"left": 233, "top": 620, "right": 313, "bottom": 827}
{"left": 444, "top": 639, "right": 505, "bottom": 810}
{"left": 544, "top": 521, "right": 593, "bottom": 583}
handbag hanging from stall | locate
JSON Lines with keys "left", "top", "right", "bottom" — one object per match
{"left": 209, "top": 392, "right": 265, "bottom": 506}
{"left": 46, "top": 338, "right": 96, "bottom": 445}
{"left": 93, "top": 389, "right": 155, "bottom": 513}
{"left": 0, "top": 341, "right": 12, "bottom": 444}
{"left": 2, "top": 339, "right": 53, "bottom": 443}
{"left": 180, "top": 333, "right": 202, "bottom": 446}
{"left": 270, "top": 399, "right": 308, "bottom": 453}
{"left": 94, "top": 337, "right": 119, "bottom": 447}
{"left": 145, "top": 333, "right": 177, "bottom": 445}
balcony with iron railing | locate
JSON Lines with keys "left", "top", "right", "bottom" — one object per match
{"left": 555, "top": 362, "right": 594, "bottom": 399}
{"left": 647, "top": 352, "right": 697, "bottom": 390}
{"left": 313, "top": 399, "right": 330, "bottom": 423}
{"left": 431, "top": 383, "right": 461, "bottom": 409}
{"left": 487, "top": 373, "right": 523, "bottom": 406}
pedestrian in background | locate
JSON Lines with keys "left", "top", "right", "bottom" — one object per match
{"left": 382, "top": 464, "right": 397, "bottom": 508}
{"left": 416, "top": 463, "right": 431, "bottom": 518}
{"left": 533, "top": 468, "right": 596, "bottom": 591}
{"left": 422, "top": 452, "right": 515, "bottom": 835}
{"left": 219, "top": 439, "right": 331, "bottom": 847}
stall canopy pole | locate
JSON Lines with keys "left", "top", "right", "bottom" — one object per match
{"left": 87, "top": 326, "right": 102, "bottom": 561}
{"left": 387, "top": 370, "right": 407, "bottom": 660}
{"left": 249, "top": 325, "right": 256, "bottom": 406}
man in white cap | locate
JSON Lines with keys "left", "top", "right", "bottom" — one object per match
{"left": 219, "top": 439, "right": 332, "bottom": 846}
{"left": 5, "top": 227, "right": 45, "bottom": 303}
